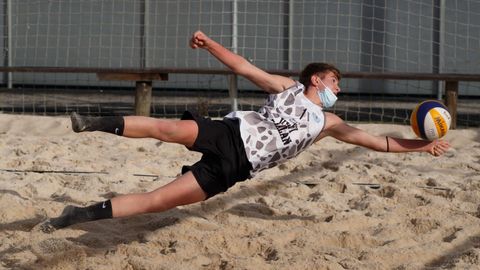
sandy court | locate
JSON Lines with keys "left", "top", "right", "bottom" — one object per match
{"left": 0, "top": 113, "right": 479, "bottom": 269}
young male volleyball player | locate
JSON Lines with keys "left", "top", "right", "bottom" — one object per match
{"left": 40, "top": 31, "right": 450, "bottom": 232}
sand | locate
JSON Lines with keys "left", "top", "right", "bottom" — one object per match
{"left": 0, "top": 113, "right": 479, "bottom": 269}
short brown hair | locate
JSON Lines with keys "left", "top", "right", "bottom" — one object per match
{"left": 299, "top": 63, "right": 341, "bottom": 88}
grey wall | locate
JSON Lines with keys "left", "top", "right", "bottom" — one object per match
{"left": 2, "top": 0, "right": 479, "bottom": 95}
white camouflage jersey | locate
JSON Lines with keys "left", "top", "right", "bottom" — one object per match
{"left": 226, "top": 81, "right": 325, "bottom": 175}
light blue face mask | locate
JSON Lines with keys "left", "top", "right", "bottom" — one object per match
{"left": 317, "top": 79, "right": 337, "bottom": 108}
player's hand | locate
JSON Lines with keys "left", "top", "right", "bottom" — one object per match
{"left": 428, "top": 139, "right": 450, "bottom": 156}
{"left": 190, "top": 30, "right": 210, "bottom": 49}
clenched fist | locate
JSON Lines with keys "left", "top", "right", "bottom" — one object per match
{"left": 190, "top": 30, "right": 211, "bottom": 49}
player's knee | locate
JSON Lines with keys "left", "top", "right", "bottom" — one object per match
{"left": 144, "top": 192, "right": 171, "bottom": 213}
{"left": 152, "top": 120, "right": 179, "bottom": 142}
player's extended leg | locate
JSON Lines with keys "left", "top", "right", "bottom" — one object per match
{"left": 70, "top": 112, "right": 198, "bottom": 147}
{"left": 40, "top": 171, "right": 206, "bottom": 232}
{"left": 122, "top": 116, "right": 198, "bottom": 147}
{"left": 111, "top": 171, "right": 206, "bottom": 217}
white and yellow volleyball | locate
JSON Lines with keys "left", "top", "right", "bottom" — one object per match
{"left": 410, "top": 100, "right": 451, "bottom": 141}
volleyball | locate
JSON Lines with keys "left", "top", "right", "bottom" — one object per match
{"left": 410, "top": 100, "right": 451, "bottom": 140}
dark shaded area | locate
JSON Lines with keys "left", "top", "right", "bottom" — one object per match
{"left": 0, "top": 215, "right": 45, "bottom": 232}
{"left": 424, "top": 234, "right": 480, "bottom": 269}
{"left": 225, "top": 203, "right": 315, "bottom": 221}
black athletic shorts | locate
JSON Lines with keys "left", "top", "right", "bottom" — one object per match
{"left": 181, "top": 111, "right": 252, "bottom": 198}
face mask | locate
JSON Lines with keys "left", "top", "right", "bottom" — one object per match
{"left": 317, "top": 79, "right": 337, "bottom": 108}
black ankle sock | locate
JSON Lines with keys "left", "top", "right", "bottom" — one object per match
{"left": 71, "top": 112, "right": 124, "bottom": 135}
{"left": 94, "top": 116, "right": 124, "bottom": 135}
{"left": 48, "top": 200, "right": 113, "bottom": 229}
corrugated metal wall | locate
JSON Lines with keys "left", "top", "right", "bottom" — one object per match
{"left": 1, "top": 0, "right": 479, "bottom": 95}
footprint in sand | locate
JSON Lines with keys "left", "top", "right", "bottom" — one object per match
{"left": 378, "top": 185, "right": 397, "bottom": 198}
{"left": 409, "top": 218, "right": 440, "bottom": 234}
{"left": 348, "top": 196, "right": 369, "bottom": 211}
{"left": 442, "top": 227, "right": 462, "bottom": 243}
{"left": 260, "top": 246, "right": 279, "bottom": 262}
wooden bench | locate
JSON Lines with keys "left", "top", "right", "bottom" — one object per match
{"left": 1, "top": 67, "right": 479, "bottom": 128}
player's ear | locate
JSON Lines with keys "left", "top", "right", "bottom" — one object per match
{"left": 310, "top": 74, "right": 320, "bottom": 87}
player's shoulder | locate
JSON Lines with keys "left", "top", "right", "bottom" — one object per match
{"left": 324, "top": 112, "right": 343, "bottom": 124}
{"left": 322, "top": 112, "right": 346, "bottom": 132}
{"left": 314, "top": 112, "right": 344, "bottom": 141}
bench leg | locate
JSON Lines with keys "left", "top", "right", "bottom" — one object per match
{"left": 444, "top": 80, "right": 458, "bottom": 129}
{"left": 135, "top": 81, "right": 152, "bottom": 116}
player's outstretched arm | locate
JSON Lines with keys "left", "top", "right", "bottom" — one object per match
{"left": 190, "top": 30, "right": 294, "bottom": 94}
{"left": 319, "top": 113, "right": 450, "bottom": 157}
